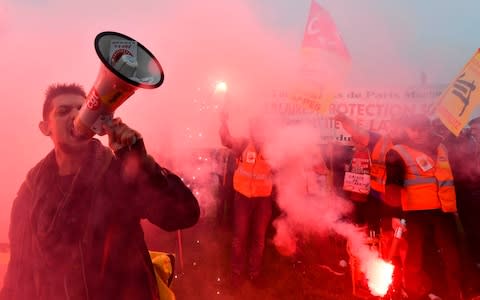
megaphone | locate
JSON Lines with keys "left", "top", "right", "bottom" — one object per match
{"left": 74, "top": 31, "right": 164, "bottom": 139}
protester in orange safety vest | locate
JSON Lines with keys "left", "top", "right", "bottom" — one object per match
{"left": 335, "top": 112, "right": 409, "bottom": 297}
{"left": 334, "top": 113, "right": 406, "bottom": 234}
{"left": 219, "top": 110, "right": 274, "bottom": 289}
{"left": 385, "top": 114, "right": 463, "bottom": 300}
{"left": 232, "top": 142, "right": 273, "bottom": 198}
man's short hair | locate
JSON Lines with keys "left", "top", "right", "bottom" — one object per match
{"left": 43, "top": 83, "right": 86, "bottom": 120}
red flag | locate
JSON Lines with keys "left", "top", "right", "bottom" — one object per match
{"left": 285, "top": 1, "right": 350, "bottom": 116}
{"left": 302, "top": 0, "right": 350, "bottom": 60}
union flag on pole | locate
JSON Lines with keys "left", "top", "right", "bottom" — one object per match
{"left": 290, "top": 0, "right": 351, "bottom": 114}
{"left": 302, "top": 0, "right": 350, "bottom": 59}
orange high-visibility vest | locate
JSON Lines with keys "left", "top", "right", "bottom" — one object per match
{"left": 370, "top": 136, "right": 393, "bottom": 195}
{"left": 392, "top": 144, "right": 456, "bottom": 212}
{"left": 233, "top": 142, "right": 273, "bottom": 198}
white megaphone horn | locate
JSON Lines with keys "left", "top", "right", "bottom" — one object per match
{"left": 74, "top": 31, "right": 164, "bottom": 139}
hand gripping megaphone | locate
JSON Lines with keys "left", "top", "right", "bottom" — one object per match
{"left": 74, "top": 31, "right": 164, "bottom": 139}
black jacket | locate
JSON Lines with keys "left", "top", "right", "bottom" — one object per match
{"left": 0, "top": 139, "right": 199, "bottom": 300}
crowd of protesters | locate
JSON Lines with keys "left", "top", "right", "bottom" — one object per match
{"left": 326, "top": 113, "right": 480, "bottom": 299}
{"left": 212, "top": 111, "right": 480, "bottom": 300}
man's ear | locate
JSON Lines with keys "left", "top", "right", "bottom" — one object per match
{"left": 39, "top": 120, "right": 50, "bottom": 136}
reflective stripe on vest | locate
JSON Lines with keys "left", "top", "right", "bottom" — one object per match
{"left": 392, "top": 144, "right": 456, "bottom": 212}
{"left": 235, "top": 167, "right": 271, "bottom": 180}
{"left": 404, "top": 177, "right": 454, "bottom": 187}
{"left": 233, "top": 142, "right": 273, "bottom": 198}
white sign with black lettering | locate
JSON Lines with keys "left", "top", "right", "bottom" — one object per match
{"left": 343, "top": 172, "right": 371, "bottom": 195}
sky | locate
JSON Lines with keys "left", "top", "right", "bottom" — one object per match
{"left": 1, "top": 0, "right": 480, "bottom": 248}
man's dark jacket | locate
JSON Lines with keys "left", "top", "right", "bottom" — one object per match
{"left": 0, "top": 140, "right": 200, "bottom": 299}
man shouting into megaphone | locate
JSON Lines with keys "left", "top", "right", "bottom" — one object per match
{"left": 0, "top": 83, "right": 200, "bottom": 300}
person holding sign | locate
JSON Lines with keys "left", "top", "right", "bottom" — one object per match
{"left": 335, "top": 112, "right": 409, "bottom": 297}
{"left": 342, "top": 142, "right": 377, "bottom": 228}
{"left": 384, "top": 114, "right": 463, "bottom": 300}
{"left": 334, "top": 113, "right": 406, "bottom": 233}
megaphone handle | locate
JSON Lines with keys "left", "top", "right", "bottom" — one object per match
{"left": 88, "top": 113, "right": 113, "bottom": 136}
{"left": 102, "top": 115, "right": 142, "bottom": 152}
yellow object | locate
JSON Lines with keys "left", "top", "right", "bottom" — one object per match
{"left": 435, "top": 49, "right": 480, "bottom": 136}
{"left": 149, "top": 251, "right": 176, "bottom": 300}
{"left": 233, "top": 142, "right": 273, "bottom": 198}
{"left": 392, "top": 144, "right": 456, "bottom": 212}
{"left": 0, "top": 246, "right": 174, "bottom": 299}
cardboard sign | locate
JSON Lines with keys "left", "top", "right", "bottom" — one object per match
{"left": 343, "top": 172, "right": 370, "bottom": 195}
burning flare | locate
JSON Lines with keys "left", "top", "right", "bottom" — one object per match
{"left": 366, "top": 258, "right": 394, "bottom": 296}
{"left": 214, "top": 81, "right": 228, "bottom": 93}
